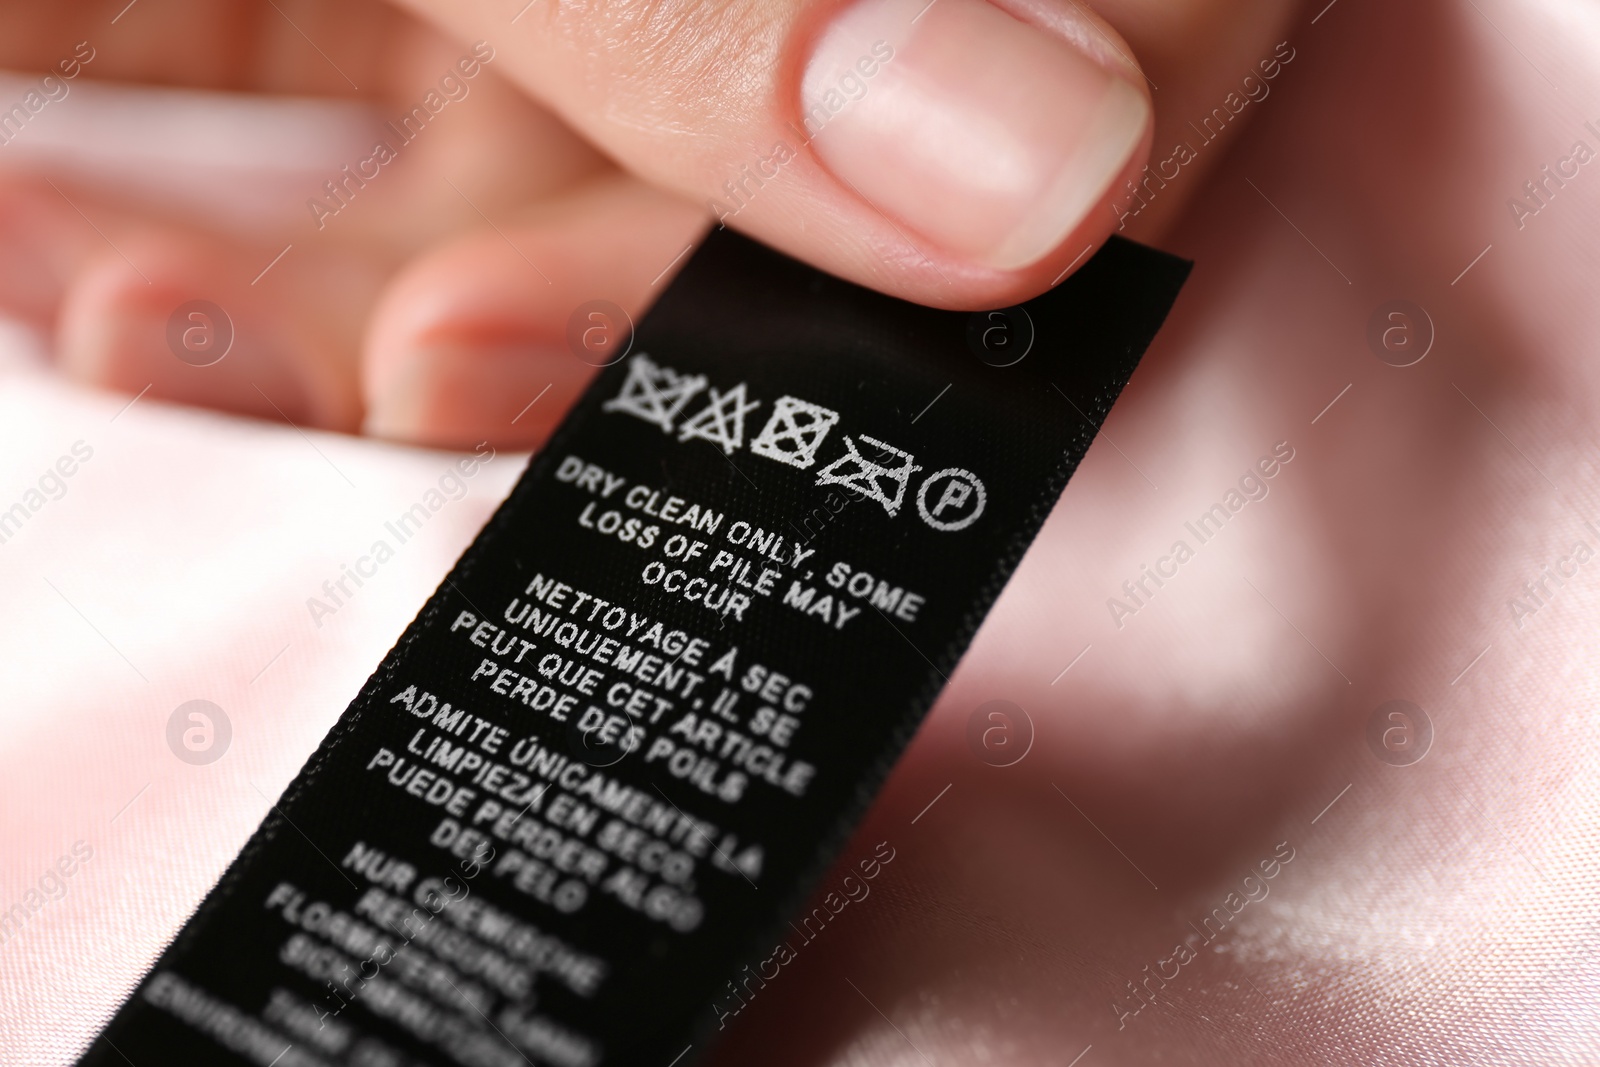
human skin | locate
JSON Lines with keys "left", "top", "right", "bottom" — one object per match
{"left": 0, "top": 0, "right": 1286, "bottom": 440}
{"left": 4, "top": 0, "right": 1600, "bottom": 1063}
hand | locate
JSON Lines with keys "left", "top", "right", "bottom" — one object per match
{"left": 15, "top": 0, "right": 1589, "bottom": 1063}
{"left": 696, "top": 3, "right": 1600, "bottom": 1064}
{"left": 0, "top": 0, "right": 1291, "bottom": 448}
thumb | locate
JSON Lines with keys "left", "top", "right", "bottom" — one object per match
{"left": 394, "top": 0, "right": 1152, "bottom": 308}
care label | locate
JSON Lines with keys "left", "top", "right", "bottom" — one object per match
{"left": 79, "top": 233, "right": 1188, "bottom": 1067}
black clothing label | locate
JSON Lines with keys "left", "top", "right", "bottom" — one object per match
{"left": 80, "top": 233, "right": 1188, "bottom": 1067}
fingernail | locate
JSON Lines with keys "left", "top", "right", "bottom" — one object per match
{"left": 364, "top": 341, "right": 588, "bottom": 449}
{"left": 801, "top": 0, "right": 1149, "bottom": 270}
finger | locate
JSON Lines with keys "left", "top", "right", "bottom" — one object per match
{"left": 0, "top": 175, "right": 102, "bottom": 329}
{"left": 0, "top": 0, "right": 402, "bottom": 96}
{"left": 8, "top": 18, "right": 610, "bottom": 426}
{"left": 361, "top": 173, "right": 708, "bottom": 450}
{"left": 395, "top": 0, "right": 1158, "bottom": 309}
{"left": 0, "top": 171, "right": 367, "bottom": 425}
{"left": 54, "top": 217, "right": 379, "bottom": 429}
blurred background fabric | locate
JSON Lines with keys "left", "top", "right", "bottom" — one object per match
{"left": 0, "top": 328, "right": 521, "bottom": 1062}
{"left": 6, "top": 3, "right": 1600, "bottom": 1061}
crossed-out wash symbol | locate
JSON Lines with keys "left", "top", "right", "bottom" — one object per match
{"left": 603, "top": 354, "right": 988, "bottom": 531}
